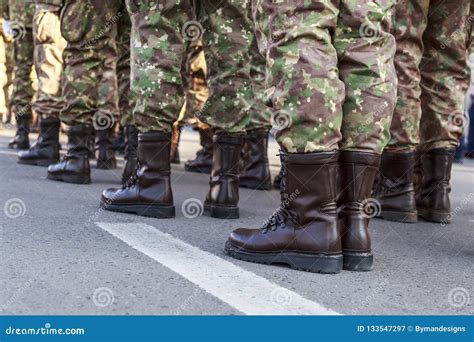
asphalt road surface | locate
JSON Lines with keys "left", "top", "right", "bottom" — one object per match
{"left": 1, "top": 127, "right": 473, "bottom": 315}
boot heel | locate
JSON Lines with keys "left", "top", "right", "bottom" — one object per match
{"left": 343, "top": 253, "right": 373, "bottom": 272}
{"left": 378, "top": 210, "right": 418, "bottom": 223}
{"left": 419, "top": 209, "right": 451, "bottom": 223}
{"left": 204, "top": 203, "right": 239, "bottom": 219}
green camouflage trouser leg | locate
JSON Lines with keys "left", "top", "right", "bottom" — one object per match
{"left": 9, "top": 0, "right": 35, "bottom": 121}
{"left": 116, "top": 1, "right": 133, "bottom": 127}
{"left": 254, "top": 0, "right": 397, "bottom": 153}
{"left": 0, "top": 34, "right": 7, "bottom": 120}
{"left": 126, "top": 0, "right": 270, "bottom": 133}
{"left": 197, "top": 0, "right": 270, "bottom": 132}
{"left": 387, "top": 0, "right": 471, "bottom": 152}
{"left": 32, "top": 5, "right": 66, "bottom": 119}
{"left": 59, "top": 0, "right": 121, "bottom": 127}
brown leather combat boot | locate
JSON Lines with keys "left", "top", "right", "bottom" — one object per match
{"left": 100, "top": 132, "right": 175, "bottom": 218}
{"left": 47, "top": 124, "right": 93, "bottom": 184}
{"left": 18, "top": 116, "right": 60, "bottom": 167}
{"left": 373, "top": 151, "right": 418, "bottom": 223}
{"left": 121, "top": 125, "right": 138, "bottom": 185}
{"left": 239, "top": 130, "right": 272, "bottom": 190}
{"left": 204, "top": 133, "right": 243, "bottom": 219}
{"left": 184, "top": 128, "right": 213, "bottom": 174}
{"left": 225, "top": 152, "right": 342, "bottom": 274}
{"left": 339, "top": 151, "right": 380, "bottom": 272}
{"left": 96, "top": 128, "right": 117, "bottom": 169}
{"left": 417, "top": 148, "right": 455, "bottom": 223}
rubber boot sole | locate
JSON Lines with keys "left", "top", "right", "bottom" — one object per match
{"left": 18, "top": 158, "right": 59, "bottom": 167}
{"left": 47, "top": 172, "right": 91, "bottom": 184}
{"left": 204, "top": 203, "right": 239, "bottom": 219}
{"left": 225, "top": 241, "right": 342, "bottom": 274}
{"left": 100, "top": 201, "right": 175, "bottom": 219}
{"left": 239, "top": 178, "right": 272, "bottom": 191}
{"left": 418, "top": 209, "right": 451, "bottom": 223}
{"left": 343, "top": 252, "right": 373, "bottom": 272}
{"left": 376, "top": 209, "right": 418, "bottom": 223}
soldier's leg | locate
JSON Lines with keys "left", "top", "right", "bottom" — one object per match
{"left": 226, "top": 0, "right": 345, "bottom": 273}
{"left": 18, "top": 5, "right": 66, "bottom": 167}
{"left": 184, "top": 42, "right": 214, "bottom": 174}
{"left": 195, "top": 1, "right": 270, "bottom": 218}
{"left": 0, "top": 35, "right": 7, "bottom": 123}
{"left": 116, "top": 2, "right": 137, "bottom": 184}
{"left": 100, "top": 0, "right": 193, "bottom": 218}
{"left": 4, "top": 36, "right": 13, "bottom": 123}
{"left": 226, "top": 0, "right": 397, "bottom": 273}
{"left": 373, "top": 0, "right": 429, "bottom": 223}
{"left": 48, "top": 0, "right": 121, "bottom": 184}
{"left": 8, "top": 1, "right": 35, "bottom": 149}
{"left": 416, "top": 0, "right": 471, "bottom": 223}
{"left": 239, "top": 36, "right": 272, "bottom": 191}
{"left": 336, "top": 0, "right": 397, "bottom": 270}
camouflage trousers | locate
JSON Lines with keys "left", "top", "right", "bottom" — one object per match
{"left": 255, "top": 0, "right": 397, "bottom": 153}
{"left": 0, "top": 34, "right": 7, "bottom": 119}
{"left": 386, "top": 0, "right": 472, "bottom": 153}
{"left": 126, "top": 0, "right": 270, "bottom": 134}
{"left": 32, "top": 6, "right": 66, "bottom": 119}
{"left": 10, "top": 31, "right": 35, "bottom": 121}
{"left": 116, "top": 4, "right": 133, "bottom": 127}
{"left": 59, "top": 0, "right": 121, "bottom": 127}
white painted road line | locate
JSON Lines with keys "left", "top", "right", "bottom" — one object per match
{"left": 96, "top": 222, "right": 339, "bottom": 316}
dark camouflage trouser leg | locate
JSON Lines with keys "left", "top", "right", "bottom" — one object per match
{"left": 59, "top": 0, "right": 121, "bottom": 127}
{"left": 9, "top": 0, "right": 35, "bottom": 122}
{"left": 254, "top": 0, "right": 397, "bottom": 153}
{"left": 126, "top": 0, "right": 269, "bottom": 133}
{"left": 387, "top": 0, "right": 471, "bottom": 152}
{"left": 32, "top": 6, "right": 66, "bottom": 119}
{"left": 116, "top": 1, "right": 134, "bottom": 127}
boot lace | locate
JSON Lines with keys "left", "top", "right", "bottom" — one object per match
{"left": 122, "top": 162, "right": 141, "bottom": 188}
{"left": 261, "top": 155, "right": 297, "bottom": 233}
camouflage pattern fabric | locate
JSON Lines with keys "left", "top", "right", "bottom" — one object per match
{"left": 126, "top": 0, "right": 270, "bottom": 133}
{"left": 59, "top": 0, "right": 121, "bottom": 127}
{"left": 0, "top": 0, "right": 8, "bottom": 119}
{"left": 0, "top": 18, "right": 14, "bottom": 122}
{"left": 0, "top": 31, "right": 7, "bottom": 119}
{"left": 1, "top": 0, "right": 14, "bottom": 122}
{"left": 254, "top": 0, "right": 397, "bottom": 153}
{"left": 9, "top": 0, "right": 34, "bottom": 28}
{"left": 9, "top": 0, "right": 35, "bottom": 121}
{"left": 387, "top": 0, "right": 472, "bottom": 153}
{"left": 116, "top": 1, "right": 134, "bottom": 127}
{"left": 32, "top": 5, "right": 66, "bottom": 119}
